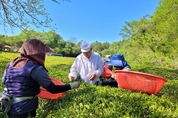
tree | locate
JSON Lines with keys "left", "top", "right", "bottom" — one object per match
{"left": 119, "top": 15, "right": 152, "bottom": 40}
{"left": 0, "top": 0, "right": 69, "bottom": 32}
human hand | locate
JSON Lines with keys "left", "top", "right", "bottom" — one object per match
{"left": 122, "top": 68, "right": 131, "bottom": 71}
{"left": 69, "top": 81, "right": 80, "bottom": 89}
{"left": 111, "top": 74, "right": 115, "bottom": 79}
{"left": 111, "top": 72, "right": 115, "bottom": 79}
{"left": 69, "top": 76, "right": 75, "bottom": 82}
{"left": 90, "top": 73, "right": 96, "bottom": 81}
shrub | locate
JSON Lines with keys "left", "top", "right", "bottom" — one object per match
{"left": 0, "top": 52, "right": 178, "bottom": 118}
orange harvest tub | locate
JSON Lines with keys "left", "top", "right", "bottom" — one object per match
{"left": 38, "top": 78, "right": 65, "bottom": 100}
{"left": 101, "top": 66, "right": 112, "bottom": 78}
{"left": 114, "top": 70, "right": 167, "bottom": 94}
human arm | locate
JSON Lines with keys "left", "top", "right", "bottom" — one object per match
{"left": 31, "top": 66, "right": 80, "bottom": 93}
{"left": 2, "top": 70, "right": 6, "bottom": 84}
{"left": 111, "top": 68, "right": 131, "bottom": 79}
{"left": 2, "top": 63, "right": 10, "bottom": 84}
{"left": 90, "top": 55, "right": 104, "bottom": 80}
{"left": 95, "top": 56, "right": 104, "bottom": 77}
{"left": 68, "top": 58, "right": 80, "bottom": 82}
{"left": 45, "top": 81, "right": 80, "bottom": 94}
{"left": 122, "top": 68, "right": 131, "bottom": 71}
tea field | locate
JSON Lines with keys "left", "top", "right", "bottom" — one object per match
{"left": 0, "top": 52, "right": 178, "bottom": 118}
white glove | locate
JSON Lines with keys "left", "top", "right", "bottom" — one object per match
{"left": 69, "top": 81, "right": 80, "bottom": 89}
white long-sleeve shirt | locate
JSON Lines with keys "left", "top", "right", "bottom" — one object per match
{"left": 69, "top": 52, "right": 104, "bottom": 84}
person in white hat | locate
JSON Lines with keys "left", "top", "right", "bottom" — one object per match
{"left": 68, "top": 40, "right": 104, "bottom": 85}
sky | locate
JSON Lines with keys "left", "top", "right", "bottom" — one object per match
{"left": 0, "top": 0, "right": 159, "bottom": 43}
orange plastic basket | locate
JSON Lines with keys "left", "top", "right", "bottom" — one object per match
{"left": 101, "top": 66, "right": 112, "bottom": 78}
{"left": 38, "top": 78, "right": 65, "bottom": 100}
{"left": 114, "top": 70, "right": 167, "bottom": 94}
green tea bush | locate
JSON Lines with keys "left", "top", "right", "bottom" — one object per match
{"left": 0, "top": 52, "right": 178, "bottom": 118}
{"left": 133, "top": 65, "right": 178, "bottom": 80}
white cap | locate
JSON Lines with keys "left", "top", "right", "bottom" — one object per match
{"left": 103, "top": 55, "right": 111, "bottom": 62}
{"left": 80, "top": 41, "right": 92, "bottom": 52}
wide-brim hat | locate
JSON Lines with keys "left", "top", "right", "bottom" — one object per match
{"left": 80, "top": 41, "right": 92, "bottom": 52}
{"left": 106, "top": 54, "right": 125, "bottom": 67}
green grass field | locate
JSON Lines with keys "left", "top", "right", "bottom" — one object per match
{"left": 0, "top": 52, "right": 178, "bottom": 118}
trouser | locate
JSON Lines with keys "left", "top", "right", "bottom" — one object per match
{"left": 7, "top": 109, "right": 36, "bottom": 118}
{"left": 101, "top": 77, "right": 118, "bottom": 87}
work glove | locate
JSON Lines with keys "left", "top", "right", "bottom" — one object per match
{"left": 69, "top": 81, "right": 80, "bottom": 89}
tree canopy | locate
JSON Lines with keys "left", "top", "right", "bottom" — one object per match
{"left": 0, "top": 0, "right": 69, "bottom": 32}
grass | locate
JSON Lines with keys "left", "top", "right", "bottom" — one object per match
{"left": 0, "top": 52, "right": 178, "bottom": 118}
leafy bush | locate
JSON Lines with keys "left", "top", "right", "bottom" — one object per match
{"left": 0, "top": 52, "right": 178, "bottom": 118}
{"left": 133, "top": 65, "right": 178, "bottom": 80}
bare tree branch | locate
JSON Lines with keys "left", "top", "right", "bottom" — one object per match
{"left": 0, "top": 0, "right": 70, "bottom": 34}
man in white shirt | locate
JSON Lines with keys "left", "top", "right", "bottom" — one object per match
{"left": 68, "top": 41, "right": 104, "bottom": 85}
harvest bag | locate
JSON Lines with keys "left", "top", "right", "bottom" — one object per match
{"left": 0, "top": 92, "right": 13, "bottom": 113}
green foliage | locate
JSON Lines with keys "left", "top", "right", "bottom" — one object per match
{"left": 1, "top": 4, "right": 178, "bottom": 118}
{"left": 133, "top": 65, "right": 178, "bottom": 80}
{"left": 113, "top": 0, "right": 178, "bottom": 70}
{"left": 0, "top": 52, "right": 178, "bottom": 118}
